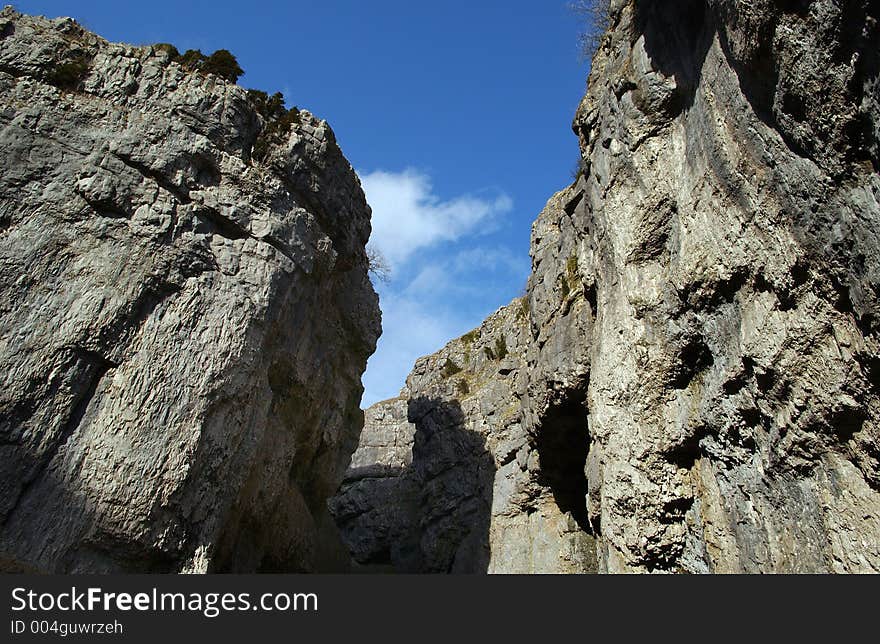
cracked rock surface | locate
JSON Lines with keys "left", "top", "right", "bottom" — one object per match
{"left": 334, "top": 0, "right": 880, "bottom": 573}
{"left": 0, "top": 9, "right": 380, "bottom": 572}
{"left": 331, "top": 303, "right": 598, "bottom": 573}
{"left": 563, "top": 0, "right": 880, "bottom": 573}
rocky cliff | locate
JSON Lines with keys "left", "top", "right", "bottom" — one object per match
{"left": 0, "top": 8, "right": 380, "bottom": 572}
{"left": 331, "top": 303, "right": 596, "bottom": 572}
{"left": 333, "top": 0, "right": 880, "bottom": 573}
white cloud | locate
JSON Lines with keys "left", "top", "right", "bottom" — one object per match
{"left": 449, "top": 247, "right": 530, "bottom": 281}
{"left": 360, "top": 245, "right": 531, "bottom": 408}
{"left": 356, "top": 168, "right": 524, "bottom": 408}
{"left": 361, "top": 290, "right": 466, "bottom": 406}
{"left": 360, "top": 168, "right": 513, "bottom": 268}
{"left": 403, "top": 246, "right": 529, "bottom": 297}
{"left": 404, "top": 264, "right": 454, "bottom": 297}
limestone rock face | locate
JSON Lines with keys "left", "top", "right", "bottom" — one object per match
{"left": 331, "top": 304, "right": 597, "bottom": 573}
{"left": 336, "top": 0, "right": 880, "bottom": 573}
{"left": 0, "top": 9, "right": 380, "bottom": 572}
{"left": 558, "top": 0, "right": 880, "bottom": 573}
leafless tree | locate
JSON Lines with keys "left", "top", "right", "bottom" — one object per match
{"left": 570, "top": 0, "right": 612, "bottom": 61}
{"left": 366, "top": 245, "right": 391, "bottom": 283}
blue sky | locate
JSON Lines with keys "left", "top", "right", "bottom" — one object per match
{"left": 17, "top": 1, "right": 591, "bottom": 406}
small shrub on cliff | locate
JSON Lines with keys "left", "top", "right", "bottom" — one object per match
{"left": 153, "top": 43, "right": 299, "bottom": 161}
{"left": 201, "top": 49, "right": 244, "bottom": 82}
{"left": 153, "top": 43, "right": 180, "bottom": 58}
{"left": 559, "top": 252, "right": 580, "bottom": 301}
{"left": 161, "top": 46, "right": 244, "bottom": 82}
{"left": 494, "top": 336, "right": 508, "bottom": 360}
{"left": 47, "top": 55, "right": 91, "bottom": 91}
{"left": 483, "top": 337, "right": 507, "bottom": 361}
{"left": 177, "top": 48, "right": 207, "bottom": 70}
{"left": 460, "top": 330, "right": 479, "bottom": 346}
{"left": 250, "top": 108, "right": 302, "bottom": 160}
{"left": 247, "top": 89, "right": 302, "bottom": 161}
{"left": 247, "top": 89, "right": 287, "bottom": 121}
{"left": 441, "top": 359, "right": 462, "bottom": 378}
{"left": 456, "top": 379, "right": 470, "bottom": 396}
{"left": 559, "top": 273, "right": 571, "bottom": 300}
{"left": 517, "top": 296, "right": 530, "bottom": 321}
{"left": 566, "top": 253, "right": 579, "bottom": 278}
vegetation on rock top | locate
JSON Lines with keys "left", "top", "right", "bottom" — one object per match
{"left": 153, "top": 42, "right": 303, "bottom": 162}
{"left": 155, "top": 44, "right": 243, "bottom": 83}
{"left": 441, "top": 359, "right": 463, "bottom": 378}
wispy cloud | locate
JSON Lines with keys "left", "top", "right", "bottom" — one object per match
{"left": 361, "top": 245, "right": 529, "bottom": 407}
{"left": 404, "top": 246, "right": 529, "bottom": 298}
{"left": 361, "top": 168, "right": 513, "bottom": 268}
{"left": 358, "top": 168, "right": 526, "bottom": 408}
{"left": 449, "top": 247, "right": 530, "bottom": 280}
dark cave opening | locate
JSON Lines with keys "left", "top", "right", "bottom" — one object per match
{"left": 534, "top": 389, "right": 592, "bottom": 533}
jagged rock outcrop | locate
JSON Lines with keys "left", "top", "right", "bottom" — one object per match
{"left": 331, "top": 303, "right": 597, "bottom": 573}
{"left": 0, "top": 8, "right": 380, "bottom": 572}
{"left": 558, "top": 0, "right": 880, "bottom": 573}
{"left": 335, "top": 0, "right": 880, "bottom": 573}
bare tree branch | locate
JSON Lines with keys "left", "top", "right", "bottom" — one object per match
{"left": 569, "top": 0, "right": 611, "bottom": 61}
{"left": 366, "top": 245, "right": 391, "bottom": 283}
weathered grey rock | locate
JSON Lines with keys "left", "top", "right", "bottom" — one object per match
{"left": 331, "top": 304, "right": 597, "bottom": 573}
{"left": 335, "top": 0, "right": 880, "bottom": 574}
{"left": 551, "top": 0, "right": 880, "bottom": 573}
{"left": 0, "top": 8, "right": 380, "bottom": 572}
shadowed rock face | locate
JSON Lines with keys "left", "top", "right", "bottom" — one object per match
{"left": 334, "top": 0, "right": 880, "bottom": 573}
{"left": 0, "top": 8, "right": 380, "bottom": 572}
{"left": 331, "top": 304, "right": 598, "bottom": 574}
